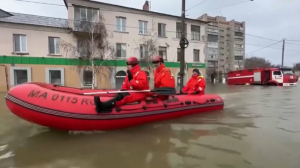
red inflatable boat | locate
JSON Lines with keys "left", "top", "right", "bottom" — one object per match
{"left": 5, "top": 82, "right": 224, "bottom": 131}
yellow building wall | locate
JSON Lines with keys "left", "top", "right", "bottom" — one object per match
{"left": 0, "top": 63, "right": 205, "bottom": 92}
{"left": 0, "top": 64, "right": 112, "bottom": 92}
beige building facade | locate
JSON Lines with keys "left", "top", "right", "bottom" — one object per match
{"left": 199, "top": 14, "right": 245, "bottom": 75}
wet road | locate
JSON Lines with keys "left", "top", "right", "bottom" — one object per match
{"left": 1, "top": 84, "right": 300, "bottom": 168}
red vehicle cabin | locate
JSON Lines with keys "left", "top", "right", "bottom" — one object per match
{"left": 227, "top": 67, "right": 298, "bottom": 86}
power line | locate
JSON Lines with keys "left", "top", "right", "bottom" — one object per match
{"left": 185, "top": 0, "right": 208, "bottom": 12}
{"left": 285, "top": 42, "right": 300, "bottom": 47}
{"left": 286, "top": 39, "right": 300, "bottom": 42}
{"left": 14, "top": 0, "right": 64, "bottom": 6}
{"left": 202, "top": 0, "right": 252, "bottom": 13}
{"left": 245, "top": 43, "right": 300, "bottom": 52}
{"left": 245, "top": 40, "right": 283, "bottom": 55}
{"left": 11, "top": 0, "right": 300, "bottom": 50}
{"left": 11, "top": 0, "right": 286, "bottom": 44}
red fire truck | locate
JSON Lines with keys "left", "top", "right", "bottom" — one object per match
{"left": 227, "top": 67, "right": 298, "bottom": 86}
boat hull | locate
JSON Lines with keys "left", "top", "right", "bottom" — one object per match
{"left": 5, "top": 82, "right": 224, "bottom": 131}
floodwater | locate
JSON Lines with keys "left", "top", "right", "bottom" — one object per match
{"left": 1, "top": 84, "right": 300, "bottom": 168}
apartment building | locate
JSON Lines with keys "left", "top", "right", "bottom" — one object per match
{"left": 199, "top": 14, "right": 245, "bottom": 76}
{"left": 0, "top": 1, "right": 207, "bottom": 92}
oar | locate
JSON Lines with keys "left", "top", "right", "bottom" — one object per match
{"left": 83, "top": 87, "right": 176, "bottom": 96}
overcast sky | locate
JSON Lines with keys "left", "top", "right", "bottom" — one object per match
{"left": 1, "top": 0, "right": 300, "bottom": 66}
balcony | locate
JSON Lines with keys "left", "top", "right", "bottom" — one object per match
{"left": 206, "top": 54, "right": 219, "bottom": 61}
{"left": 70, "top": 20, "right": 104, "bottom": 33}
{"left": 208, "top": 42, "right": 219, "bottom": 48}
{"left": 207, "top": 62, "right": 218, "bottom": 68}
{"left": 235, "top": 27, "right": 244, "bottom": 32}
{"left": 208, "top": 22, "right": 218, "bottom": 27}
{"left": 207, "top": 28, "right": 219, "bottom": 35}
{"left": 234, "top": 50, "right": 244, "bottom": 56}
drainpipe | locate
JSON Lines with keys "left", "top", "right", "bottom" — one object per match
{"left": 0, "top": 64, "right": 9, "bottom": 91}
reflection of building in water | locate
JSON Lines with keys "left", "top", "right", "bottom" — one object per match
{"left": 167, "top": 123, "right": 252, "bottom": 168}
{"left": 8, "top": 125, "right": 173, "bottom": 168}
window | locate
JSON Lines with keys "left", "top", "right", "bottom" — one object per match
{"left": 208, "top": 42, "right": 218, "bottom": 47}
{"left": 139, "top": 21, "right": 148, "bottom": 34}
{"left": 208, "top": 48, "right": 218, "bottom": 54}
{"left": 234, "top": 50, "right": 244, "bottom": 55}
{"left": 193, "top": 49, "right": 200, "bottom": 62}
{"left": 140, "top": 45, "right": 148, "bottom": 58}
{"left": 273, "top": 71, "right": 282, "bottom": 75}
{"left": 235, "top": 38, "right": 243, "bottom": 42}
{"left": 176, "top": 22, "right": 187, "bottom": 38}
{"left": 234, "top": 60, "right": 243, "bottom": 66}
{"left": 191, "top": 25, "right": 200, "bottom": 41}
{"left": 13, "top": 34, "right": 27, "bottom": 53}
{"left": 115, "top": 71, "right": 126, "bottom": 88}
{"left": 116, "top": 43, "right": 126, "bottom": 58}
{"left": 158, "top": 23, "right": 166, "bottom": 37}
{"left": 74, "top": 6, "right": 99, "bottom": 22}
{"left": 207, "top": 34, "right": 218, "bottom": 41}
{"left": 177, "top": 48, "right": 181, "bottom": 62}
{"left": 207, "top": 54, "right": 218, "bottom": 59}
{"left": 82, "top": 70, "right": 93, "bottom": 87}
{"left": 208, "top": 28, "right": 218, "bottom": 33}
{"left": 48, "top": 37, "right": 60, "bottom": 55}
{"left": 234, "top": 44, "right": 244, "bottom": 48}
{"left": 159, "top": 47, "right": 167, "bottom": 61}
{"left": 10, "top": 67, "right": 31, "bottom": 86}
{"left": 207, "top": 61, "right": 218, "bottom": 67}
{"left": 77, "top": 40, "right": 89, "bottom": 57}
{"left": 235, "top": 32, "right": 243, "bottom": 37}
{"left": 116, "top": 17, "right": 126, "bottom": 32}
{"left": 46, "top": 68, "right": 65, "bottom": 86}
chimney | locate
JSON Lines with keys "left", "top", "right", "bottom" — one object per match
{"left": 143, "top": 1, "right": 149, "bottom": 11}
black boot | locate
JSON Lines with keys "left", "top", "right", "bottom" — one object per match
{"left": 94, "top": 94, "right": 126, "bottom": 113}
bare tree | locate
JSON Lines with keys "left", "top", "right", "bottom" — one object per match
{"left": 244, "top": 56, "right": 273, "bottom": 69}
{"left": 59, "top": 14, "right": 115, "bottom": 89}
{"left": 293, "top": 63, "right": 300, "bottom": 71}
{"left": 136, "top": 20, "right": 160, "bottom": 87}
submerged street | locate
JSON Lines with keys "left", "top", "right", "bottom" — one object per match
{"left": 0, "top": 84, "right": 300, "bottom": 168}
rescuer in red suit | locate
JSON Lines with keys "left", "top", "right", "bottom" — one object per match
{"left": 150, "top": 55, "right": 175, "bottom": 100}
{"left": 180, "top": 69, "right": 206, "bottom": 95}
{"left": 94, "top": 57, "right": 149, "bottom": 113}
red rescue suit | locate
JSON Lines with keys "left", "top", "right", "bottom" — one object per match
{"left": 116, "top": 64, "right": 149, "bottom": 106}
{"left": 151, "top": 64, "right": 175, "bottom": 100}
{"left": 182, "top": 75, "right": 206, "bottom": 95}
{"left": 154, "top": 64, "right": 175, "bottom": 89}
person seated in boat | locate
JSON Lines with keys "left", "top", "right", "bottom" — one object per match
{"left": 94, "top": 57, "right": 149, "bottom": 113}
{"left": 150, "top": 55, "right": 175, "bottom": 100}
{"left": 180, "top": 69, "right": 206, "bottom": 95}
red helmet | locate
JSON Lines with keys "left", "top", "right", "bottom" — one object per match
{"left": 126, "top": 57, "right": 139, "bottom": 65}
{"left": 152, "top": 55, "right": 164, "bottom": 63}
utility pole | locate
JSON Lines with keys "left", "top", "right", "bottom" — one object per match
{"left": 281, "top": 39, "right": 285, "bottom": 67}
{"left": 179, "top": 0, "right": 186, "bottom": 90}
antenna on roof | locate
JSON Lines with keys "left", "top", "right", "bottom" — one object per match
{"left": 149, "top": 1, "right": 151, "bottom": 11}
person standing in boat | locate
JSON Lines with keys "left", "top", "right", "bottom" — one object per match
{"left": 180, "top": 69, "right": 206, "bottom": 95}
{"left": 150, "top": 55, "right": 175, "bottom": 100}
{"left": 94, "top": 57, "right": 149, "bottom": 113}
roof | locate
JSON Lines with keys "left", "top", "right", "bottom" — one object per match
{"left": 0, "top": 12, "right": 68, "bottom": 28}
{"left": 0, "top": 9, "right": 13, "bottom": 18}
{"left": 63, "top": 0, "right": 208, "bottom": 24}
